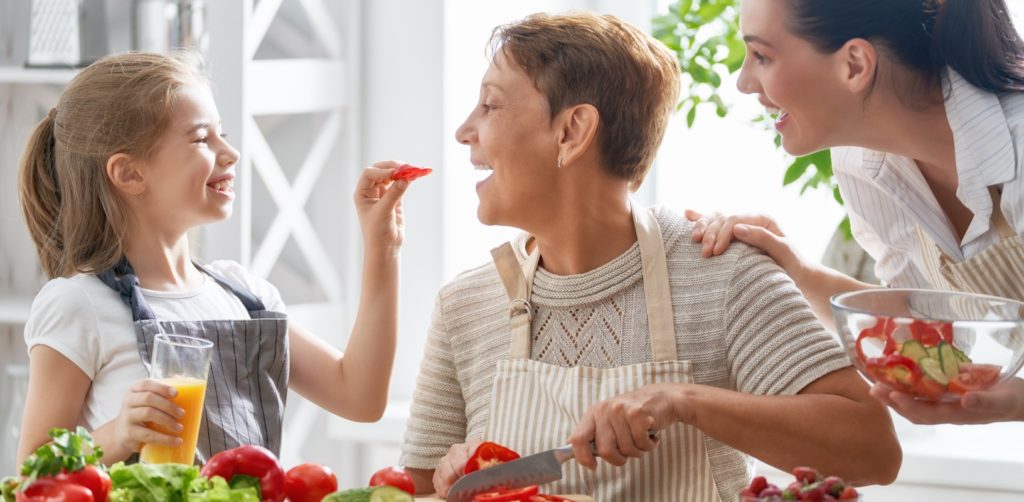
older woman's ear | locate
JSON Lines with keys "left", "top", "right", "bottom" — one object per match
{"left": 556, "top": 103, "right": 601, "bottom": 169}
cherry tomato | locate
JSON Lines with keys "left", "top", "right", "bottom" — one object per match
{"left": 368, "top": 466, "right": 415, "bottom": 495}
{"left": 284, "top": 463, "right": 338, "bottom": 502}
{"left": 948, "top": 364, "right": 1001, "bottom": 394}
{"left": 472, "top": 485, "right": 539, "bottom": 501}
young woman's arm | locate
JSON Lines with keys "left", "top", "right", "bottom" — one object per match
{"left": 288, "top": 162, "right": 409, "bottom": 421}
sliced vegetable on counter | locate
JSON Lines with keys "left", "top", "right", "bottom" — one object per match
{"left": 321, "top": 486, "right": 411, "bottom": 502}
{"left": 740, "top": 467, "right": 859, "bottom": 501}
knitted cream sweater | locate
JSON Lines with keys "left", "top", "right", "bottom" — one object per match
{"left": 400, "top": 207, "right": 850, "bottom": 496}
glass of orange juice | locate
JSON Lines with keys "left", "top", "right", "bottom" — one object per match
{"left": 140, "top": 334, "right": 213, "bottom": 465}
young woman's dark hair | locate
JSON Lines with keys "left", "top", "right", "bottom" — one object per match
{"left": 785, "top": 0, "right": 1024, "bottom": 94}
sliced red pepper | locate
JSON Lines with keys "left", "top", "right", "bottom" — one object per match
{"left": 855, "top": 317, "right": 897, "bottom": 362}
{"left": 390, "top": 164, "right": 433, "bottom": 182}
{"left": 528, "top": 495, "right": 571, "bottom": 501}
{"left": 472, "top": 485, "right": 539, "bottom": 501}
{"left": 201, "top": 445, "right": 286, "bottom": 502}
{"left": 464, "top": 442, "right": 520, "bottom": 475}
{"left": 948, "top": 364, "right": 1002, "bottom": 394}
{"left": 15, "top": 478, "right": 94, "bottom": 502}
{"left": 909, "top": 320, "right": 952, "bottom": 347}
{"left": 864, "top": 354, "right": 920, "bottom": 393}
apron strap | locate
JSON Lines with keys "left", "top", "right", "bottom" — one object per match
{"left": 989, "top": 186, "right": 1015, "bottom": 239}
{"left": 96, "top": 258, "right": 157, "bottom": 322}
{"left": 631, "top": 203, "right": 678, "bottom": 362}
{"left": 490, "top": 202, "right": 677, "bottom": 361}
{"left": 491, "top": 242, "right": 541, "bottom": 359}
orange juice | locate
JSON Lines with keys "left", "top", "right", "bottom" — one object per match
{"left": 139, "top": 376, "right": 207, "bottom": 464}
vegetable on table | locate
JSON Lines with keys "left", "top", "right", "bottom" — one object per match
{"left": 16, "top": 428, "right": 110, "bottom": 502}
{"left": 201, "top": 446, "right": 286, "bottom": 502}
{"left": 367, "top": 467, "right": 413, "bottom": 496}
{"left": 285, "top": 463, "right": 337, "bottom": 502}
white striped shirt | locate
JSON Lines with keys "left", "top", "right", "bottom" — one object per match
{"left": 833, "top": 69, "right": 1024, "bottom": 288}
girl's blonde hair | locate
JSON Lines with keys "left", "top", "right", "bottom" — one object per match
{"left": 19, "top": 51, "right": 209, "bottom": 279}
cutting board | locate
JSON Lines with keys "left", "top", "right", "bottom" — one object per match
{"left": 416, "top": 496, "right": 594, "bottom": 501}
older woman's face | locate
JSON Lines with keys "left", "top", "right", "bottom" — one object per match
{"left": 456, "top": 50, "right": 562, "bottom": 228}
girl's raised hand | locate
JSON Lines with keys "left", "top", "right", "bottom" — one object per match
{"left": 354, "top": 161, "right": 416, "bottom": 254}
{"left": 111, "top": 379, "right": 184, "bottom": 453}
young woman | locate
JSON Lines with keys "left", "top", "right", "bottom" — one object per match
{"left": 688, "top": 0, "right": 1024, "bottom": 425}
{"left": 16, "top": 52, "right": 419, "bottom": 464}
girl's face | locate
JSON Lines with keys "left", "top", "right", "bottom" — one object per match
{"left": 455, "top": 50, "right": 562, "bottom": 228}
{"left": 140, "top": 86, "right": 239, "bottom": 234}
{"left": 736, "top": 0, "right": 857, "bottom": 156}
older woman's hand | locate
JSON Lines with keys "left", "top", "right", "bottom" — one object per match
{"left": 568, "top": 383, "right": 685, "bottom": 469}
{"left": 432, "top": 439, "right": 482, "bottom": 498}
{"left": 870, "top": 377, "right": 1024, "bottom": 425}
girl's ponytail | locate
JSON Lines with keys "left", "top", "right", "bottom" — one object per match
{"left": 18, "top": 110, "right": 64, "bottom": 278}
{"left": 931, "top": 0, "right": 1024, "bottom": 93}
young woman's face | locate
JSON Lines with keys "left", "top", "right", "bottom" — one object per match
{"left": 141, "top": 86, "right": 239, "bottom": 232}
{"left": 455, "top": 50, "right": 562, "bottom": 228}
{"left": 736, "top": 0, "right": 855, "bottom": 156}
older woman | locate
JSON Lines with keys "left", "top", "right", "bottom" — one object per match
{"left": 400, "top": 12, "right": 900, "bottom": 500}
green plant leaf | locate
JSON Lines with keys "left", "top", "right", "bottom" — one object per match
{"left": 687, "top": 106, "right": 698, "bottom": 128}
{"left": 839, "top": 216, "right": 854, "bottom": 241}
{"left": 783, "top": 156, "right": 811, "bottom": 186}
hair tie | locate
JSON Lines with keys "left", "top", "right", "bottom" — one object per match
{"left": 48, "top": 107, "right": 58, "bottom": 120}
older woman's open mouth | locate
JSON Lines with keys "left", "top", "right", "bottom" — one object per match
{"left": 474, "top": 163, "right": 493, "bottom": 191}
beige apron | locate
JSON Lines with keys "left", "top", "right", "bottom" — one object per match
{"left": 916, "top": 187, "right": 1024, "bottom": 300}
{"left": 484, "top": 204, "right": 722, "bottom": 502}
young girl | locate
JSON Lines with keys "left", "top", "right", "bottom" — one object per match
{"left": 15, "top": 51, "right": 416, "bottom": 464}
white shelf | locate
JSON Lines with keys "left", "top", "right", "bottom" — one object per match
{"left": 0, "top": 66, "right": 80, "bottom": 85}
{"left": 0, "top": 295, "right": 32, "bottom": 325}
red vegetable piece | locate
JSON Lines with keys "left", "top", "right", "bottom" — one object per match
{"left": 792, "top": 466, "right": 820, "bottom": 485}
{"left": 838, "top": 486, "right": 859, "bottom": 500}
{"left": 909, "top": 320, "right": 944, "bottom": 347}
{"left": 913, "top": 375, "right": 948, "bottom": 400}
{"left": 472, "top": 485, "right": 539, "bottom": 502}
{"left": 368, "top": 466, "right": 415, "bottom": 495}
{"left": 855, "top": 318, "right": 897, "bottom": 362}
{"left": 16, "top": 478, "right": 94, "bottom": 502}
{"left": 464, "top": 442, "right": 521, "bottom": 475}
{"left": 285, "top": 463, "right": 337, "bottom": 502}
{"left": 864, "top": 354, "right": 921, "bottom": 393}
{"left": 57, "top": 466, "right": 111, "bottom": 502}
{"left": 390, "top": 164, "right": 433, "bottom": 182}
{"left": 748, "top": 475, "right": 768, "bottom": 495}
{"left": 948, "top": 363, "right": 1001, "bottom": 394}
{"left": 201, "top": 445, "right": 286, "bottom": 502}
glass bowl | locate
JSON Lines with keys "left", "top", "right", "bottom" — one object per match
{"left": 831, "top": 289, "right": 1024, "bottom": 401}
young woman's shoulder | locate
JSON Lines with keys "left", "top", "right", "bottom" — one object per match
{"left": 203, "top": 260, "right": 287, "bottom": 313}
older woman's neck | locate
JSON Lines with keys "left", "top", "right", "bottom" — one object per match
{"left": 530, "top": 190, "right": 636, "bottom": 276}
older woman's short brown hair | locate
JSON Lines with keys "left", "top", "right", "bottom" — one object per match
{"left": 490, "top": 12, "right": 681, "bottom": 189}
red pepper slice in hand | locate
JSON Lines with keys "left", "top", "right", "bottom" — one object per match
{"left": 464, "top": 442, "right": 521, "bottom": 475}
{"left": 390, "top": 164, "right": 433, "bottom": 182}
{"left": 865, "top": 354, "right": 921, "bottom": 393}
{"left": 16, "top": 478, "right": 94, "bottom": 502}
{"left": 855, "top": 317, "right": 897, "bottom": 362}
{"left": 472, "top": 485, "right": 539, "bottom": 501}
{"left": 201, "top": 445, "right": 286, "bottom": 502}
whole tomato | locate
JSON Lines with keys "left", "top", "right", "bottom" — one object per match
{"left": 284, "top": 463, "right": 337, "bottom": 502}
{"left": 367, "top": 466, "right": 415, "bottom": 495}
{"left": 15, "top": 478, "right": 94, "bottom": 502}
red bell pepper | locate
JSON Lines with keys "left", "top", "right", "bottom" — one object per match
{"left": 15, "top": 478, "right": 94, "bottom": 502}
{"left": 201, "top": 446, "right": 286, "bottom": 502}
{"left": 865, "top": 354, "right": 920, "bottom": 393}
{"left": 855, "top": 317, "right": 897, "bottom": 362}
{"left": 472, "top": 485, "right": 539, "bottom": 501}
{"left": 464, "top": 442, "right": 521, "bottom": 475}
{"left": 390, "top": 164, "right": 433, "bottom": 182}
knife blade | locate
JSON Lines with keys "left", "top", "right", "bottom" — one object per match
{"left": 445, "top": 444, "right": 575, "bottom": 502}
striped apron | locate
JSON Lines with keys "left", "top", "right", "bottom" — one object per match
{"left": 484, "top": 204, "right": 722, "bottom": 501}
{"left": 916, "top": 187, "right": 1024, "bottom": 300}
{"left": 98, "top": 259, "right": 289, "bottom": 464}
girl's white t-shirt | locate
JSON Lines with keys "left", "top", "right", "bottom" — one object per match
{"left": 23, "top": 260, "right": 287, "bottom": 431}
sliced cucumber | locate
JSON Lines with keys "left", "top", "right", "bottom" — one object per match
{"left": 938, "top": 342, "right": 959, "bottom": 380}
{"left": 926, "top": 346, "right": 940, "bottom": 360}
{"left": 919, "top": 358, "right": 949, "bottom": 385}
{"left": 368, "top": 486, "right": 413, "bottom": 502}
{"left": 953, "top": 346, "right": 972, "bottom": 364}
{"left": 900, "top": 340, "right": 929, "bottom": 361}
